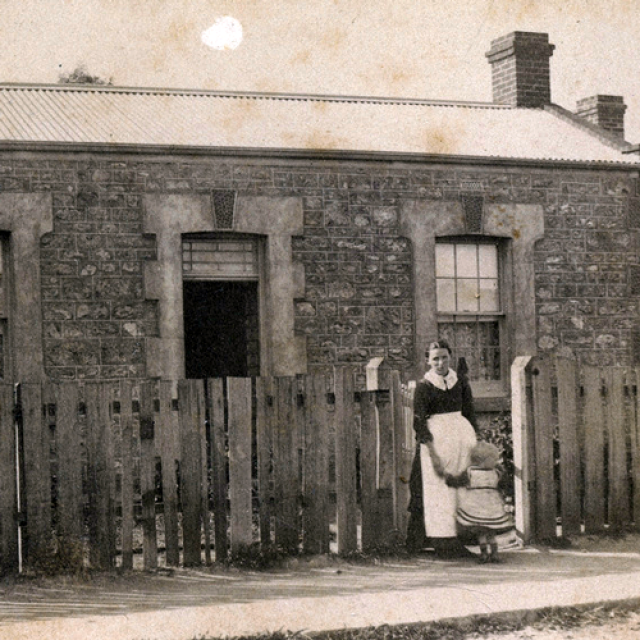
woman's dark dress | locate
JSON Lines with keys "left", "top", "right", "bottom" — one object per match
{"left": 406, "top": 373, "right": 478, "bottom": 551}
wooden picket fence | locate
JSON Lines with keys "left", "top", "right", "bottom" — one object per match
{"left": 0, "top": 370, "right": 415, "bottom": 574}
{"left": 513, "top": 356, "right": 640, "bottom": 542}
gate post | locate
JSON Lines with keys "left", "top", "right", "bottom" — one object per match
{"left": 511, "top": 356, "right": 534, "bottom": 545}
{"left": 363, "top": 358, "right": 397, "bottom": 548}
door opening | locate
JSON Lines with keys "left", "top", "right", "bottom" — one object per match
{"left": 183, "top": 280, "right": 260, "bottom": 379}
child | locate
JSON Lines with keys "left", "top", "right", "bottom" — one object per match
{"left": 444, "top": 441, "right": 514, "bottom": 563}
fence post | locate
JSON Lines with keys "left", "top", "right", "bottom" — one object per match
{"left": 531, "top": 356, "right": 556, "bottom": 542}
{"left": 511, "top": 356, "right": 533, "bottom": 545}
{"left": 361, "top": 358, "right": 396, "bottom": 549}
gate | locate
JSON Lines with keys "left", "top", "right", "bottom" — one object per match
{"left": 513, "top": 356, "right": 640, "bottom": 543}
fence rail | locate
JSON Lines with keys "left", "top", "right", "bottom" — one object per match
{"left": 0, "top": 371, "right": 415, "bottom": 574}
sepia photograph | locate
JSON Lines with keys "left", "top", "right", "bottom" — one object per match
{"left": 0, "top": 1, "right": 639, "bottom": 638}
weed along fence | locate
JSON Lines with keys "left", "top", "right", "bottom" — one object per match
{"left": 513, "top": 356, "right": 640, "bottom": 543}
{"left": 0, "top": 369, "right": 415, "bottom": 574}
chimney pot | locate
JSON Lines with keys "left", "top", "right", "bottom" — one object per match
{"left": 486, "top": 31, "right": 555, "bottom": 107}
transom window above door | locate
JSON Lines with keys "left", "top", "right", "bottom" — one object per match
{"left": 182, "top": 237, "right": 259, "bottom": 281}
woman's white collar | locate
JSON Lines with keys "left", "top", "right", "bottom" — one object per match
{"left": 424, "top": 368, "right": 458, "bottom": 391}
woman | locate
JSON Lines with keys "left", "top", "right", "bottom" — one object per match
{"left": 406, "top": 340, "right": 478, "bottom": 559}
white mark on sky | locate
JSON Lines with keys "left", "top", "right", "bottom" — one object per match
{"left": 201, "top": 16, "right": 243, "bottom": 50}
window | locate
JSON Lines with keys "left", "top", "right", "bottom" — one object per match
{"left": 435, "top": 240, "right": 503, "bottom": 383}
{"left": 182, "top": 238, "right": 259, "bottom": 281}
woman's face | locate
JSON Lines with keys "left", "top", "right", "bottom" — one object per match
{"left": 428, "top": 348, "right": 450, "bottom": 376}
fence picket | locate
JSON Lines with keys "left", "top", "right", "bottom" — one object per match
{"left": 274, "top": 377, "right": 298, "bottom": 553}
{"left": 139, "top": 382, "right": 157, "bottom": 571}
{"left": 86, "top": 383, "right": 115, "bottom": 569}
{"left": 208, "top": 378, "right": 227, "bottom": 562}
{"left": 531, "top": 357, "right": 556, "bottom": 541}
{"left": 583, "top": 366, "right": 605, "bottom": 532}
{"left": 197, "top": 384, "right": 212, "bottom": 565}
{"left": 633, "top": 369, "right": 640, "bottom": 530}
{"left": 256, "top": 376, "right": 273, "bottom": 548}
{"left": 375, "top": 390, "right": 395, "bottom": 545}
{"left": 360, "top": 390, "right": 377, "bottom": 551}
{"left": 54, "top": 383, "right": 83, "bottom": 557}
{"left": 228, "top": 377, "right": 253, "bottom": 555}
{"left": 158, "top": 381, "right": 180, "bottom": 566}
{"left": 605, "top": 368, "right": 629, "bottom": 531}
{"left": 179, "top": 379, "right": 204, "bottom": 566}
{"left": 0, "top": 384, "right": 17, "bottom": 573}
{"left": 392, "top": 372, "right": 410, "bottom": 537}
{"left": 303, "top": 375, "right": 330, "bottom": 554}
{"left": 556, "top": 357, "right": 581, "bottom": 536}
{"left": 21, "top": 383, "right": 50, "bottom": 565}
{"left": 334, "top": 367, "right": 357, "bottom": 554}
{"left": 120, "top": 381, "right": 134, "bottom": 571}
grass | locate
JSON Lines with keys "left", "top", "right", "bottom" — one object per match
{"left": 187, "top": 599, "right": 640, "bottom": 640}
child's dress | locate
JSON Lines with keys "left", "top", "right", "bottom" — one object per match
{"left": 456, "top": 467, "right": 513, "bottom": 533}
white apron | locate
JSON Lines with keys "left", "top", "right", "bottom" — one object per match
{"left": 420, "top": 411, "right": 477, "bottom": 538}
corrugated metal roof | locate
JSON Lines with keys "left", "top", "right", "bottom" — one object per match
{"left": 0, "top": 84, "right": 636, "bottom": 165}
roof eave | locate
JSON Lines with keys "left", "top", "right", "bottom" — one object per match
{"left": 0, "top": 140, "right": 637, "bottom": 171}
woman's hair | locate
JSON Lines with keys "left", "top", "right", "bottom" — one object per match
{"left": 426, "top": 340, "right": 452, "bottom": 356}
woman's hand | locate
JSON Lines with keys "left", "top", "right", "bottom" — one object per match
{"left": 426, "top": 441, "right": 445, "bottom": 476}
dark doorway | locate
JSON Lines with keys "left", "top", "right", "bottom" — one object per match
{"left": 183, "top": 281, "right": 260, "bottom": 379}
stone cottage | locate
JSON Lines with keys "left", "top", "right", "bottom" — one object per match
{"left": 0, "top": 31, "right": 637, "bottom": 413}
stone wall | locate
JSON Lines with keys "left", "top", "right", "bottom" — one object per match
{"left": 0, "top": 154, "right": 636, "bottom": 380}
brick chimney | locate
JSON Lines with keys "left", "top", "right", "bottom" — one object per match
{"left": 486, "top": 32, "right": 555, "bottom": 108}
{"left": 575, "top": 95, "right": 627, "bottom": 138}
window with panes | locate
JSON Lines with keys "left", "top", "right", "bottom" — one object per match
{"left": 435, "top": 240, "right": 503, "bottom": 382}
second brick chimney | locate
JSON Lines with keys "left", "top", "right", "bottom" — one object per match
{"left": 486, "top": 32, "right": 555, "bottom": 108}
{"left": 576, "top": 95, "right": 627, "bottom": 139}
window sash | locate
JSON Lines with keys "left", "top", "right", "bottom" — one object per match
{"left": 436, "top": 242, "right": 501, "bottom": 314}
{"left": 438, "top": 316, "right": 502, "bottom": 382}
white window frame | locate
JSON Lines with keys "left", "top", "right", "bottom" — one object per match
{"left": 435, "top": 238, "right": 510, "bottom": 397}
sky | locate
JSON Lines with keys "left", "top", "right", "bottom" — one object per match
{"left": 2, "top": 0, "right": 640, "bottom": 141}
